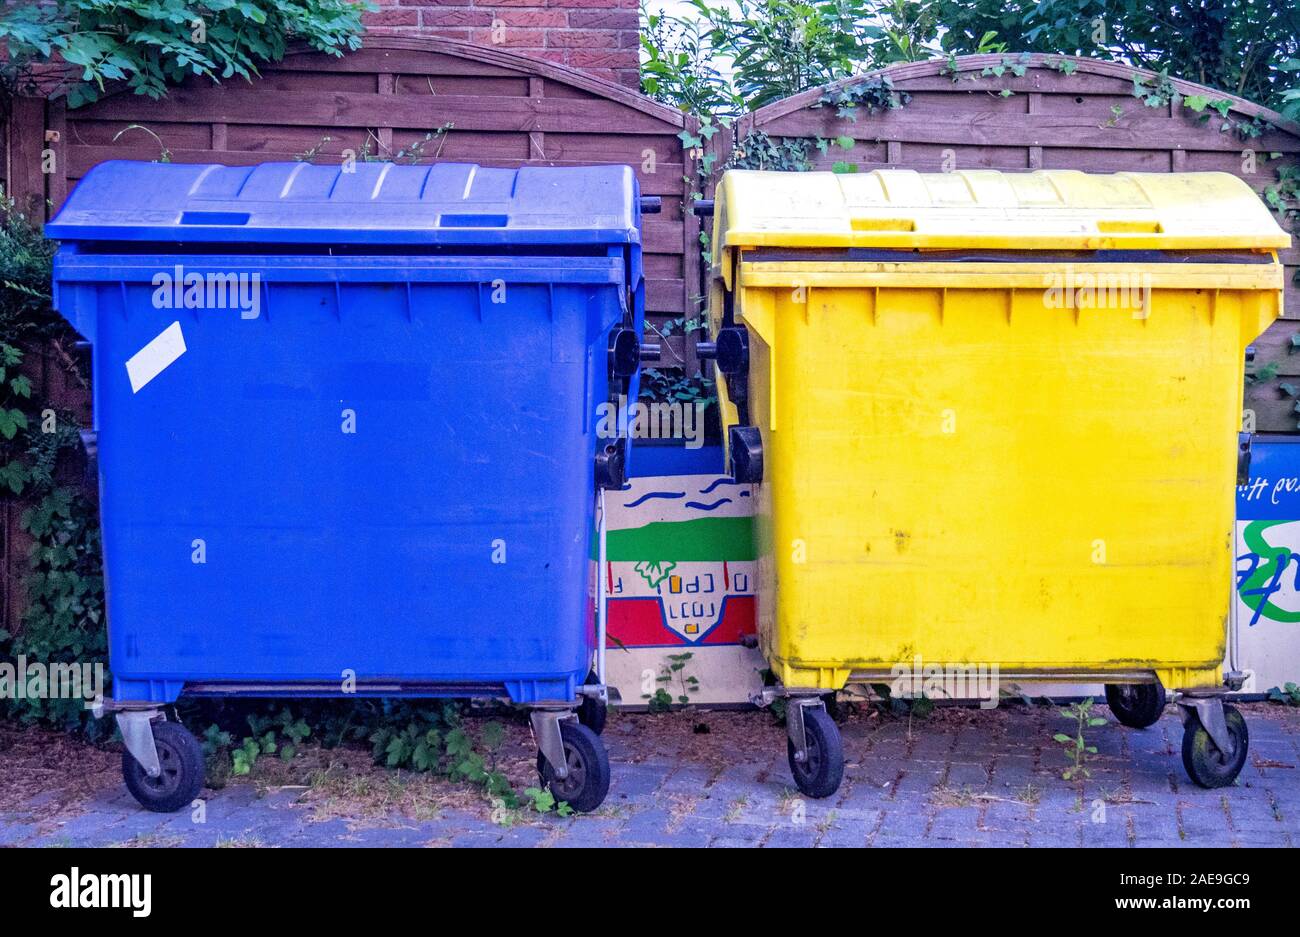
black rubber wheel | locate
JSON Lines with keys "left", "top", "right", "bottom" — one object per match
{"left": 786, "top": 706, "right": 844, "bottom": 799}
{"left": 577, "top": 671, "right": 607, "bottom": 735}
{"left": 537, "top": 721, "right": 611, "bottom": 813}
{"left": 122, "top": 720, "right": 204, "bottom": 813}
{"left": 1182, "top": 704, "right": 1249, "bottom": 789}
{"left": 1105, "top": 682, "right": 1167, "bottom": 729}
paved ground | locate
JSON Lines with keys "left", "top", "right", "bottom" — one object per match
{"left": 2, "top": 702, "right": 1298, "bottom": 847}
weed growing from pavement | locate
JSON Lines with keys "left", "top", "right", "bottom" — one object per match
{"left": 1054, "top": 699, "right": 1108, "bottom": 781}
{"left": 644, "top": 652, "right": 701, "bottom": 712}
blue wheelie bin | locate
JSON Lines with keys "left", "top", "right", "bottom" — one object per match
{"left": 47, "top": 160, "right": 655, "bottom": 812}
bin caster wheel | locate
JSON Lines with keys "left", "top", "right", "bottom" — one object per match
{"left": 578, "top": 672, "right": 607, "bottom": 735}
{"left": 537, "top": 721, "right": 610, "bottom": 813}
{"left": 787, "top": 707, "right": 843, "bottom": 799}
{"left": 1104, "top": 682, "right": 1166, "bottom": 729}
{"left": 1182, "top": 704, "right": 1249, "bottom": 789}
{"left": 122, "top": 721, "right": 204, "bottom": 813}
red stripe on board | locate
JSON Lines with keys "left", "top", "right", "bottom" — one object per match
{"left": 607, "top": 595, "right": 756, "bottom": 647}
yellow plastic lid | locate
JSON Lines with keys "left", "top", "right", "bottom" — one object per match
{"left": 714, "top": 169, "right": 1292, "bottom": 255}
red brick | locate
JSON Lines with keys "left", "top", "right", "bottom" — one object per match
{"left": 566, "top": 10, "right": 639, "bottom": 29}
{"left": 363, "top": 9, "right": 420, "bottom": 26}
{"left": 531, "top": 49, "right": 570, "bottom": 65}
{"left": 546, "top": 28, "right": 619, "bottom": 48}
{"left": 420, "top": 9, "right": 494, "bottom": 26}
{"left": 566, "top": 49, "right": 634, "bottom": 68}
{"left": 492, "top": 10, "right": 570, "bottom": 27}
{"left": 467, "top": 27, "right": 546, "bottom": 45}
{"left": 364, "top": 0, "right": 640, "bottom": 80}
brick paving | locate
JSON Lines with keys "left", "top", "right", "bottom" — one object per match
{"left": 2, "top": 703, "right": 1297, "bottom": 848}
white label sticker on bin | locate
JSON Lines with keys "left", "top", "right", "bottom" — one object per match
{"left": 126, "top": 321, "right": 187, "bottom": 393}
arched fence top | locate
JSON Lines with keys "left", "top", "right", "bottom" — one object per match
{"left": 746, "top": 53, "right": 1300, "bottom": 138}
{"left": 41, "top": 34, "right": 685, "bottom": 128}
{"left": 288, "top": 36, "right": 687, "bottom": 127}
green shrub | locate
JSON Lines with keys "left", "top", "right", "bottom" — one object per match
{"left": 0, "top": 0, "right": 372, "bottom": 106}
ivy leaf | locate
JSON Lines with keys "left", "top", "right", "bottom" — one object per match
{"left": 480, "top": 721, "right": 506, "bottom": 752}
{"left": 0, "top": 462, "right": 28, "bottom": 494}
{"left": 412, "top": 741, "right": 433, "bottom": 771}
{"left": 0, "top": 408, "right": 28, "bottom": 439}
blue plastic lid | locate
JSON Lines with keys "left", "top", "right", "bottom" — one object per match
{"left": 46, "top": 161, "right": 641, "bottom": 247}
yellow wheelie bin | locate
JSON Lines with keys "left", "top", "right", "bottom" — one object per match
{"left": 701, "top": 169, "right": 1289, "bottom": 798}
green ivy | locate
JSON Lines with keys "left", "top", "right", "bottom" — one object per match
{"left": 1263, "top": 164, "right": 1300, "bottom": 241}
{"left": 1131, "top": 72, "right": 1275, "bottom": 142}
{"left": 813, "top": 74, "right": 910, "bottom": 122}
{"left": 0, "top": 195, "right": 108, "bottom": 734}
{"left": 731, "top": 131, "right": 814, "bottom": 172}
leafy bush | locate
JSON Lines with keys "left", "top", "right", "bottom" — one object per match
{"left": 641, "top": 0, "right": 1300, "bottom": 120}
{"left": 641, "top": 4, "right": 738, "bottom": 114}
{"left": 642, "top": 0, "right": 895, "bottom": 114}
{"left": 0, "top": 0, "right": 372, "bottom": 106}
{"left": 0, "top": 195, "right": 106, "bottom": 733}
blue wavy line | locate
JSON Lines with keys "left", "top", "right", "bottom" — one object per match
{"left": 684, "top": 498, "right": 732, "bottom": 512}
{"left": 623, "top": 490, "right": 686, "bottom": 509}
{"left": 698, "top": 478, "right": 745, "bottom": 494}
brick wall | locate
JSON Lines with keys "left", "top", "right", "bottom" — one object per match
{"left": 366, "top": 0, "right": 641, "bottom": 88}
